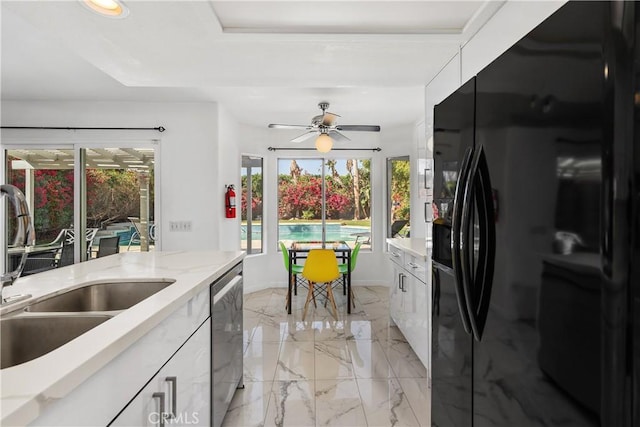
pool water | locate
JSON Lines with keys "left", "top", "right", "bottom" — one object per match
{"left": 241, "top": 223, "right": 369, "bottom": 242}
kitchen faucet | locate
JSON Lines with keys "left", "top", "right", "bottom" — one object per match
{"left": 1, "top": 184, "right": 35, "bottom": 305}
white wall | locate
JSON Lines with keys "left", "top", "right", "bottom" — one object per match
{"left": 217, "top": 105, "right": 241, "bottom": 251}
{"left": 1, "top": 100, "right": 223, "bottom": 251}
{"left": 237, "top": 124, "right": 413, "bottom": 294}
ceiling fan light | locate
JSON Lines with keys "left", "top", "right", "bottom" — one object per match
{"left": 315, "top": 134, "right": 333, "bottom": 153}
{"left": 82, "top": 0, "right": 129, "bottom": 18}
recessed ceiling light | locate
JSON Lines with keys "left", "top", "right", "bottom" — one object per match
{"left": 82, "top": 0, "right": 129, "bottom": 18}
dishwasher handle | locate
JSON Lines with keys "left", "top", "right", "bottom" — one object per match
{"left": 213, "top": 275, "right": 242, "bottom": 305}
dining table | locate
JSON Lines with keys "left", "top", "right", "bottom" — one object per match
{"left": 287, "top": 240, "right": 352, "bottom": 315}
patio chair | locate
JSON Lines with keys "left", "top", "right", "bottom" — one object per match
{"left": 57, "top": 243, "right": 74, "bottom": 268}
{"left": 97, "top": 235, "right": 120, "bottom": 258}
{"left": 390, "top": 219, "right": 409, "bottom": 237}
{"left": 352, "top": 231, "right": 371, "bottom": 245}
{"left": 127, "top": 217, "right": 141, "bottom": 251}
{"left": 21, "top": 251, "right": 58, "bottom": 276}
{"left": 62, "top": 228, "right": 99, "bottom": 256}
{"left": 301, "top": 249, "right": 341, "bottom": 321}
{"left": 149, "top": 223, "right": 156, "bottom": 243}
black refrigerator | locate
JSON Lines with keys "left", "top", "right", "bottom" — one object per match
{"left": 431, "top": 1, "right": 638, "bottom": 426}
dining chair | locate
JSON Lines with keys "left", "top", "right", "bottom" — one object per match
{"left": 301, "top": 249, "right": 341, "bottom": 321}
{"left": 97, "top": 235, "right": 120, "bottom": 258}
{"left": 279, "top": 241, "right": 304, "bottom": 311}
{"left": 338, "top": 241, "right": 362, "bottom": 309}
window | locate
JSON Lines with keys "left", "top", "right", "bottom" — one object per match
{"left": 277, "top": 157, "right": 371, "bottom": 249}
{"left": 85, "top": 147, "right": 156, "bottom": 255}
{"left": 4, "top": 144, "right": 157, "bottom": 274}
{"left": 387, "top": 156, "right": 410, "bottom": 238}
{"left": 241, "top": 155, "right": 263, "bottom": 254}
{"left": 6, "top": 148, "right": 77, "bottom": 269}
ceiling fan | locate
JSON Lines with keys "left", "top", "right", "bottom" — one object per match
{"left": 268, "top": 102, "right": 381, "bottom": 151}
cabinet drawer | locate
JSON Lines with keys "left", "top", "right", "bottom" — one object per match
{"left": 388, "top": 245, "right": 405, "bottom": 266}
{"left": 405, "top": 255, "right": 426, "bottom": 283}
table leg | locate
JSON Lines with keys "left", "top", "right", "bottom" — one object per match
{"left": 343, "top": 253, "right": 347, "bottom": 296}
{"left": 347, "top": 251, "right": 352, "bottom": 314}
{"left": 292, "top": 250, "right": 298, "bottom": 296}
{"left": 288, "top": 251, "right": 293, "bottom": 314}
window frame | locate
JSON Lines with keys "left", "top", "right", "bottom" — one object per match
{"left": 386, "top": 155, "right": 410, "bottom": 238}
{"left": 276, "top": 155, "right": 372, "bottom": 250}
{"left": 3, "top": 139, "right": 160, "bottom": 272}
{"left": 241, "top": 155, "right": 263, "bottom": 255}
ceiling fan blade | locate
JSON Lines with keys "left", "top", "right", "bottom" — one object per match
{"left": 336, "top": 125, "right": 381, "bottom": 132}
{"left": 268, "top": 124, "right": 312, "bottom": 130}
{"left": 322, "top": 112, "right": 340, "bottom": 126}
{"left": 328, "top": 130, "right": 351, "bottom": 142}
{"left": 291, "top": 131, "right": 318, "bottom": 143}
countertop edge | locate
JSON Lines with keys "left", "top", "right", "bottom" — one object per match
{"left": 386, "top": 238, "right": 427, "bottom": 260}
{"left": 0, "top": 250, "right": 245, "bottom": 426}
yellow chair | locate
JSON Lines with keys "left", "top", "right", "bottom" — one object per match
{"left": 301, "top": 249, "right": 341, "bottom": 321}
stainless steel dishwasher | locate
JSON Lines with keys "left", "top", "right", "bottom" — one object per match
{"left": 211, "top": 262, "right": 243, "bottom": 427}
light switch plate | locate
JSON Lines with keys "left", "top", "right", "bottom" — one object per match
{"left": 169, "top": 221, "right": 192, "bottom": 232}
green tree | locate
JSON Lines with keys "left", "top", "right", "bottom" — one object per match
{"left": 241, "top": 173, "right": 263, "bottom": 220}
{"left": 86, "top": 169, "right": 141, "bottom": 228}
{"left": 391, "top": 160, "right": 410, "bottom": 220}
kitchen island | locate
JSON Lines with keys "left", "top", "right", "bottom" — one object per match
{"left": 0, "top": 250, "right": 244, "bottom": 426}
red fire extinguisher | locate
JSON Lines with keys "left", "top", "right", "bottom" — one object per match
{"left": 225, "top": 185, "right": 236, "bottom": 218}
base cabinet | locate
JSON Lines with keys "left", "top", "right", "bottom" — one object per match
{"left": 388, "top": 242, "right": 429, "bottom": 368}
{"left": 111, "top": 319, "right": 211, "bottom": 427}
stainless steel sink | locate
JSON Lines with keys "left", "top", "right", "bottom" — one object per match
{"left": 24, "top": 280, "right": 175, "bottom": 313}
{"left": 0, "top": 314, "right": 112, "bottom": 369}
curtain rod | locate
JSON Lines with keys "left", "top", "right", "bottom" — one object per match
{"left": 1, "top": 126, "right": 166, "bottom": 132}
{"left": 268, "top": 147, "right": 381, "bottom": 152}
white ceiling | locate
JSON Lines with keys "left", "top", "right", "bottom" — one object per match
{"left": 1, "top": 1, "right": 504, "bottom": 129}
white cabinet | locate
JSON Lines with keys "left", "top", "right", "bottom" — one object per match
{"left": 31, "top": 285, "right": 211, "bottom": 427}
{"left": 111, "top": 318, "right": 211, "bottom": 427}
{"left": 388, "top": 241, "right": 429, "bottom": 369}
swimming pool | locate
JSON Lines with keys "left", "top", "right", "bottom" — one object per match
{"left": 241, "top": 223, "right": 369, "bottom": 242}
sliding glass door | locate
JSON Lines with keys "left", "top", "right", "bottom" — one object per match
{"left": 4, "top": 144, "right": 157, "bottom": 275}
{"left": 5, "top": 148, "right": 76, "bottom": 272}
{"left": 84, "top": 147, "right": 156, "bottom": 256}
{"left": 277, "top": 157, "right": 371, "bottom": 249}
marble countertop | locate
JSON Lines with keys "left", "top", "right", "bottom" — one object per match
{"left": 386, "top": 237, "right": 428, "bottom": 260}
{"left": 0, "top": 250, "right": 244, "bottom": 426}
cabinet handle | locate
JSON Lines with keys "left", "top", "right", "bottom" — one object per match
{"left": 401, "top": 274, "right": 407, "bottom": 292}
{"left": 152, "top": 392, "right": 166, "bottom": 427}
{"left": 391, "top": 252, "right": 400, "bottom": 258}
{"left": 398, "top": 273, "right": 403, "bottom": 289}
{"left": 165, "top": 376, "right": 177, "bottom": 419}
{"left": 407, "top": 262, "right": 420, "bottom": 269}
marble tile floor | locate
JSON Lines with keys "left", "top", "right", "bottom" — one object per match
{"left": 222, "top": 285, "right": 431, "bottom": 427}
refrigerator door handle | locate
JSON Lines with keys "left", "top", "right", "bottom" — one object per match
{"left": 460, "top": 145, "right": 496, "bottom": 341}
{"left": 451, "top": 146, "right": 474, "bottom": 335}
{"left": 474, "top": 147, "right": 496, "bottom": 340}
